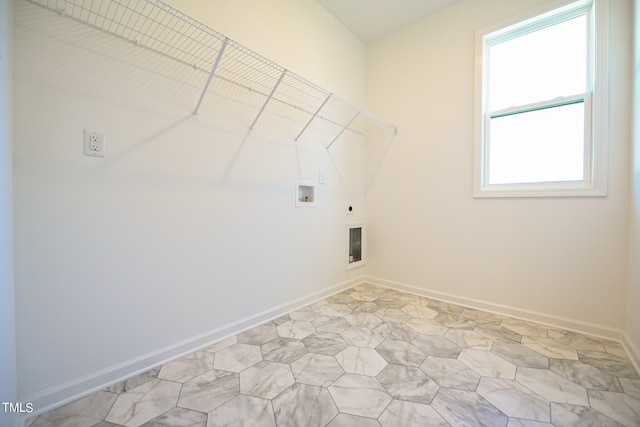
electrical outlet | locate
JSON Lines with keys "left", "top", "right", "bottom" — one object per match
{"left": 84, "top": 130, "right": 105, "bottom": 157}
{"left": 319, "top": 169, "right": 326, "bottom": 185}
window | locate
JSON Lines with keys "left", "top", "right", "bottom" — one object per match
{"left": 474, "top": 0, "right": 609, "bottom": 197}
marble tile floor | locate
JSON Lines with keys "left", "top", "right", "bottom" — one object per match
{"left": 28, "top": 284, "right": 640, "bottom": 427}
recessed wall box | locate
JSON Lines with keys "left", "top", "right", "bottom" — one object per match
{"left": 346, "top": 223, "right": 365, "bottom": 270}
{"left": 296, "top": 181, "right": 316, "bottom": 207}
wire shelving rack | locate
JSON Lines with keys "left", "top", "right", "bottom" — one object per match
{"left": 25, "top": 0, "right": 398, "bottom": 148}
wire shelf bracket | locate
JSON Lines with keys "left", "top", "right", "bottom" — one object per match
{"left": 249, "top": 69, "right": 286, "bottom": 131}
{"left": 326, "top": 110, "right": 361, "bottom": 150}
{"left": 294, "top": 93, "right": 332, "bottom": 143}
{"left": 24, "top": 0, "right": 397, "bottom": 147}
{"left": 193, "top": 38, "right": 228, "bottom": 118}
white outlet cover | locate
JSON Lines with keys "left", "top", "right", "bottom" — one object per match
{"left": 83, "top": 130, "right": 106, "bottom": 157}
{"left": 319, "top": 169, "right": 326, "bottom": 185}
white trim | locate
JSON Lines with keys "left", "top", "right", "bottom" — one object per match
{"left": 473, "top": 0, "right": 609, "bottom": 198}
{"left": 20, "top": 276, "right": 363, "bottom": 426}
{"left": 622, "top": 331, "right": 640, "bottom": 378}
{"left": 367, "top": 276, "right": 640, "bottom": 375}
{"left": 486, "top": 0, "right": 592, "bottom": 45}
{"left": 364, "top": 275, "right": 631, "bottom": 347}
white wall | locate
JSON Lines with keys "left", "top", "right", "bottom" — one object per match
{"left": 629, "top": 0, "right": 640, "bottom": 365}
{"left": 13, "top": 0, "right": 367, "bottom": 405}
{"left": 366, "top": 0, "right": 632, "bottom": 333}
{"left": 1, "top": 0, "right": 17, "bottom": 424}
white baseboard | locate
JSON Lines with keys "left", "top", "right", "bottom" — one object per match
{"left": 21, "top": 276, "right": 363, "bottom": 425}
{"left": 366, "top": 276, "right": 640, "bottom": 375}
{"left": 365, "top": 276, "right": 632, "bottom": 347}
{"left": 621, "top": 331, "right": 640, "bottom": 376}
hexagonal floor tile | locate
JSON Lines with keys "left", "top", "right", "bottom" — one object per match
{"left": 427, "top": 300, "right": 463, "bottom": 314}
{"left": 290, "top": 353, "right": 344, "bottom": 387}
{"left": 378, "top": 400, "right": 448, "bottom": 427}
{"left": 177, "top": 369, "right": 239, "bottom": 413}
{"left": 240, "top": 361, "right": 295, "bottom": 399}
{"left": 345, "top": 312, "right": 382, "bottom": 329}
{"left": 105, "top": 379, "right": 181, "bottom": 427}
{"left": 434, "top": 313, "right": 476, "bottom": 329}
{"left": 373, "top": 298, "right": 407, "bottom": 310}
{"left": 207, "top": 395, "right": 275, "bottom": 427}
{"left": 501, "top": 318, "right": 549, "bottom": 337}
{"left": 319, "top": 303, "right": 353, "bottom": 317}
{"left": 375, "top": 322, "right": 418, "bottom": 341}
{"left": 459, "top": 308, "right": 505, "bottom": 325}
{"left": 577, "top": 350, "right": 640, "bottom": 379}
{"left": 142, "top": 406, "right": 207, "bottom": 426}
{"left": 348, "top": 301, "right": 380, "bottom": 313}
{"left": 328, "top": 374, "right": 392, "bottom": 418}
{"left": 203, "top": 335, "right": 237, "bottom": 354}
{"left": 516, "top": 367, "right": 589, "bottom": 406}
{"left": 375, "top": 308, "right": 412, "bottom": 323}
{"left": 477, "top": 377, "right": 551, "bottom": 422}
{"left": 550, "top": 402, "right": 626, "bottom": 427}
{"left": 547, "top": 329, "right": 606, "bottom": 352}
{"left": 213, "top": 343, "right": 262, "bottom": 373}
{"left": 276, "top": 320, "right": 316, "bottom": 339}
{"left": 157, "top": 350, "right": 213, "bottom": 383}
{"left": 376, "top": 364, "right": 439, "bottom": 404}
{"left": 474, "top": 324, "right": 522, "bottom": 343}
{"left": 341, "top": 326, "right": 385, "bottom": 348}
{"left": 325, "top": 292, "right": 355, "bottom": 305}
{"left": 261, "top": 337, "right": 307, "bottom": 363}
{"left": 336, "top": 346, "right": 388, "bottom": 376}
{"left": 31, "top": 391, "right": 118, "bottom": 427}
{"left": 273, "top": 383, "right": 338, "bottom": 427}
{"left": 402, "top": 304, "right": 438, "bottom": 319}
{"left": 444, "top": 329, "right": 493, "bottom": 350}
{"left": 376, "top": 340, "right": 426, "bottom": 367}
{"left": 326, "top": 413, "right": 382, "bottom": 427}
{"left": 549, "top": 359, "right": 623, "bottom": 393}
{"left": 105, "top": 368, "right": 160, "bottom": 394}
{"left": 288, "top": 307, "right": 323, "bottom": 322}
{"left": 522, "top": 336, "right": 579, "bottom": 360}
{"left": 348, "top": 290, "right": 378, "bottom": 302}
{"left": 312, "top": 316, "right": 352, "bottom": 333}
{"left": 620, "top": 378, "right": 640, "bottom": 400}
{"left": 406, "top": 318, "right": 448, "bottom": 336}
{"left": 237, "top": 324, "right": 278, "bottom": 345}
{"left": 411, "top": 334, "right": 462, "bottom": 359}
{"left": 490, "top": 341, "right": 548, "bottom": 369}
{"left": 431, "top": 387, "right": 508, "bottom": 427}
{"left": 263, "top": 315, "right": 292, "bottom": 327}
{"left": 419, "top": 356, "right": 480, "bottom": 391}
{"left": 457, "top": 348, "right": 516, "bottom": 379}
{"left": 587, "top": 390, "right": 640, "bottom": 427}
{"left": 303, "top": 331, "right": 348, "bottom": 355}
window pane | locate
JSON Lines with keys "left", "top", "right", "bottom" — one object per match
{"left": 489, "top": 15, "right": 587, "bottom": 111}
{"left": 488, "top": 102, "right": 585, "bottom": 184}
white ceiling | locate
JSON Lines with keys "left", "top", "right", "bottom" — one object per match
{"left": 317, "top": 0, "right": 459, "bottom": 44}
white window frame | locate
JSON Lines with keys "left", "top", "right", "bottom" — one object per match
{"left": 473, "top": 0, "right": 609, "bottom": 198}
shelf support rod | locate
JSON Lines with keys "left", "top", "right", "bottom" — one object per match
{"left": 326, "top": 110, "right": 361, "bottom": 150}
{"left": 193, "top": 38, "right": 228, "bottom": 117}
{"left": 294, "top": 93, "right": 332, "bottom": 143}
{"left": 249, "top": 69, "right": 287, "bottom": 131}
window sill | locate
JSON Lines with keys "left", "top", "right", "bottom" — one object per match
{"left": 474, "top": 181, "right": 608, "bottom": 198}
